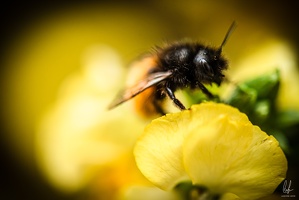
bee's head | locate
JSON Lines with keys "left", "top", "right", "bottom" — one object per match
{"left": 193, "top": 21, "right": 236, "bottom": 85}
{"left": 193, "top": 48, "right": 228, "bottom": 85}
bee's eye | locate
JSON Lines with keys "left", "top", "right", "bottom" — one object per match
{"left": 202, "top": 51, "right": 207, "bottom": 55}
{"left": 194, "top": 50, "right": 208, "bottom": 64}
{"left": 213, "top": 55, "right": 218, "bottom": 60}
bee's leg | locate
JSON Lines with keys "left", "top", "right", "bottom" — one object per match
{"left": 165, "top": 87, "right": 186, "bottom": 110}
{"left": 197, "top": 82, "right": 215, "bottom": 99}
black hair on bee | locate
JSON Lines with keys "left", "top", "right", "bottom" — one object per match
{"left": 109, "top": 21, "right": 236, "bottom": 117}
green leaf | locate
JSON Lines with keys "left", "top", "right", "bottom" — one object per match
{"left": 276, "top": 110, "right": 299, "bottom": 128}
{"left": 226, "top": 83, "right": 257, "bottom": 114}
{"left": 242, "top": 69, "right": 280, "bottom": 100}
{"left": 226, "top": 69, "right": 280, "bottom": 124}
{"left": 252, "top": 100, "right": 271, "bottom": 124}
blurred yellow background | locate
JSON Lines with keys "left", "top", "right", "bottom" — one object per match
{"left": 0, "top": 1, "right": 298, "bottom": 199}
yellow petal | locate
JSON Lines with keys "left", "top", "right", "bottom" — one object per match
{"left": 134, "top": 111, "right": 191, "bottom": 190}
{"left": 183, "top": 103, "right": 287, "bottom": 199}
{"left": 133, "top": 102, "right": 248, "bottom": 191}
{"left": 134, "top": 102, "right": 287, "bottom": 199}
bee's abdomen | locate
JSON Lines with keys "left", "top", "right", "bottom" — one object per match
{"left": 133, "top": 86, "right": 162, "bottom": 118}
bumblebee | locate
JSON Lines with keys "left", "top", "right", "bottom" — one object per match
{"left": 109, "top": 22, "right": 236, "bottom": 117}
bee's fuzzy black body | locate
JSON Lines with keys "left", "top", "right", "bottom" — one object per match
{"left": 151, "top": 42, "right": 228, "bottom": 110}
{"left": 108, "top": 22, "right": 236, "bottom": 117}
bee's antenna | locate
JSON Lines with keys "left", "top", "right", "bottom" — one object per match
{"left": 218, "top": 21, "right": 237, "bottom": 54}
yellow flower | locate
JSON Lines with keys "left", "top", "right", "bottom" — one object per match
{"left": 134, "top": 102, "right": 287, "bottom": 199}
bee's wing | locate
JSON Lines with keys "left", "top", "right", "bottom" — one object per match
{"left": 108, "top": 71, "right": 172, "bottom": 110}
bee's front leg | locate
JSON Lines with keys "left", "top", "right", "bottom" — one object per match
{"left": 197, "top": 82, "right": 215, "bottom": 99}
